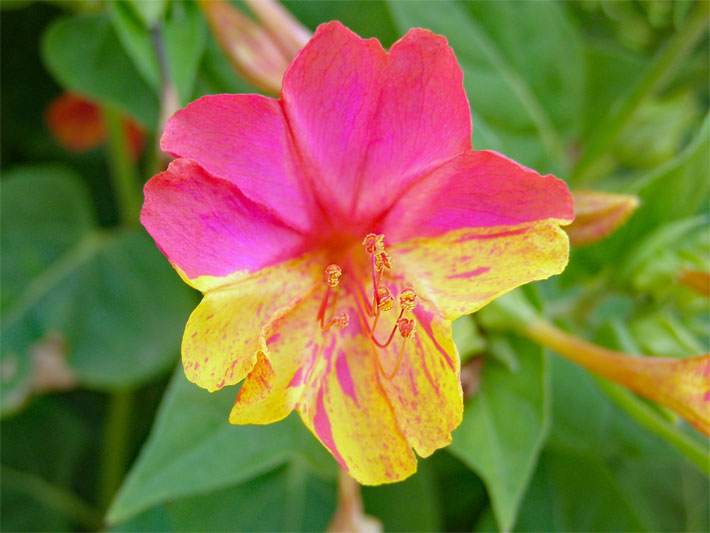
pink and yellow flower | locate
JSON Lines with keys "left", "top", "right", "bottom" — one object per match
{"left": 141, "top": 22, "right": 574, "bottom": 484}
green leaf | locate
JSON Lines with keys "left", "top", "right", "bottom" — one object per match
{"left": 163, "top": 0, "right": 207, "bottom": 105}
{"left": 567, "top": 116, "right": 710, "bottom": 282}
{"left": 109, "top": 0, "right": 161, "bottom": 91}
{"left": 107, "top": 368, "right": 337, "bottom": 524}
{"left": 448, "top": 335, "right": 550, "bottom": 532}
{"left": 362, "top": 459, "right": 443, "bottom": 532}
{"left": 110, "top": 0, "right": 206, "bottom": 106}
{"left": 0, "top": 165, "right": 195, "bottom": 399}
{"left": 386, "top": 0, "right": 584, "bottom": 172}
{"left": 42, "top": 14, "right": 159, "bottom": 128}
{"left": 125, "top": 0, "right": 168, "bottom": 27}
{"left": 514, "top": 449, "right": 649, "bottom": 532}
{"left": 516, "top": 356, "right": 710, "bottom": 531}
{"left": 112, "top": 462, "right": 336, "bottom": 532}
{"left": 1, "top": 398, "right": 92, "bottom": 531}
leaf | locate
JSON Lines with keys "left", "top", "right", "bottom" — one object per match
{"left": 107, "top": 367, "right": 337, "bottom": 524}
{"left": 0, "top": 165, "right": 195, "bottom": 400}
{"left": 564, "top": 116, "right": 710, "bottom": 283}
{"left": 448, "top": 335, "right": 550, "bottom": 532}
{"left": 163, "top": 0, "right": 207, "bottom": 105}
{"left": 111, "top": 462, "right": 336, "bottom": 532}
{"left": 362, "top": 459, "right": 443, "bottom": 532}
{"left": 514, "top": 356, "right": 710, "bottom": 532}
{"left": 109, "top": 0, "right": 161, "bottom": 91}
{"left": 125, "top": 0, "right": 168, "bottom": 27}
{"left": 1, "top": 398, "right": 91, "bottom": 531}
{"left": 110, "top": 0, "right": 206, "bottom": 106}
{"left": 512, "top": 449, "right": 649, "bottom": 532}
{"left": 386, "top": 0, "right": 584, "bottom": 172}
{"left": 42, "top": 14, "right": 159, "bottom": 128}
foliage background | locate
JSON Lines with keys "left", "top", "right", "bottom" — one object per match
{"left": 1, "top": 0, "right": 709, "bottom": 531}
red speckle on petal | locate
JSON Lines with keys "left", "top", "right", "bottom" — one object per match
{"left": 313, "top": 387, "right": 348, "bottom": 471}
{"left": 446, "top": 266, "right": 490, "bottom": 280}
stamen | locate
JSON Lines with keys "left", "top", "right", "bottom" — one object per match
{"left": 382, "top": 319, "right": 416, "bottom": 381}
{"left": 323, "top": 312, "right": 349, "bottom": 330}
{"left": 325, "top": 264, "right": 342, "bottom": 287}
{"left": 319, "top": 264, "right": 343, "bottom": 329}
{"left": 399, "top": 288, "right": 418, "bottom": 311}
{"left": 397, "top": 318, "right": 416, "bottom": 338}
{"left": 376, "top": 287, "right": 394, "bottom": 312}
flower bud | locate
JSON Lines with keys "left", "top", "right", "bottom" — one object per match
{"left": 243, "top": 0, "right": 311, "bottom": 59}
{"left": 679, "top": 269, "right": 710, "bottom": 297}
{"left": 198, "top": 0, "right": 291, "bottom": 95}
{"left": 564, "top": 190, "right": 639, "bottom": 246}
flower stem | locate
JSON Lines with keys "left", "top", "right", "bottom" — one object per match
{"left": 1, "top": 465, "right": 103, "bottom": 530}
{"left": 98, "top": 389, "right": 134, "bottom": 511}
{"left": 102, "top": 106, "right": 141, "bottom": 226}
{"left": 327, "top": 469, "right": 381, "bottom": 533}
{"left": 572, "top": 2, "right": 709, "bottom": 184}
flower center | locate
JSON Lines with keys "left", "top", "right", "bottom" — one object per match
{"left": 316, "top": 234, "right": 418, "bottom": 380}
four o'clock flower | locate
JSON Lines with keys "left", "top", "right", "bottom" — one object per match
{"left": 140, "top": 22, "right": 575, "bottom": 484}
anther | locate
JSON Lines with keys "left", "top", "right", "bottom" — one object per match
{"left": 376, "top": 287, "right": 394, "bottom": 312}
{"left": 324, "top": 312, "right": 349, "bottom": 330}
{"left": 397, "top": 318, "right": 415, "bottom": 338}
{"left": 324, "top": 264, "right": 342, "bottom": 287}
{"left": 399, "top": 288, "right": 418, "bottom": 311}
{"left": 362, "top": 233, "right": 384, "bottom": 254}
{"left": 375, "top": 250, "right": 393, "bottom": 272}
{"left": 333, "top": 313, "right": 350, "bottom": 329}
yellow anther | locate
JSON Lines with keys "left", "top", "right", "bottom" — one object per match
{"left": 397, "top": 318, "right": 415, "bottom": 338}
{"left": 333, "top": 313, "right": 350, "bottom": 329}
{"left": 324, "top": 264, "right": 342, "bottom": 287}
{"left": 399, "top": 288, "right": 418, "bottom": 311}
{"left": 362, "top": 233, "right": 385, "bottom": 253}
{"left": 376, "top": 287, "right": 394, "bottom": 312}
{"left": 375, "top": 250, "right": 392, "bottom": 272}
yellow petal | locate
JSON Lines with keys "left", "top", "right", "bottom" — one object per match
{"left": 391, "top": 221, "right": 570, "bottom": 321}
{"left": 182, "top": 254, "right": 322, "bottom": 392}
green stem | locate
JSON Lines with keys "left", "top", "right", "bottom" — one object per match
{"left": 572, "top": 2, "right": 709, "bottom": 183}
{"left": 1, "top": 465, "right": 103, "bottom": 530}
{"left": 98, "top": 389, "right": 134, "bottom": 511}
{"left": 596, "top": 380, "right": 710, "bottom": 476}
{"left": 102, "top": 106, "right": 141, "bottom": 226}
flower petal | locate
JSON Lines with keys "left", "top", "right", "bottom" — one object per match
{"left": 383, "top": 150, "right": 574, "bottom": 243}
{"left": 141, "top": 158, "right": 308, "bottom": 292}
{"left": 160, "top": 95, "right": 320, "bottom": 232}
{"left": 296, "top": 304, "right": 418, "bottom": 484}
{"left": 391, "top": 221, "right": 570, "bottom": 321}
{"left": 372, "top": 299, "right": 463, "bottom": 457}
{"left": 354, "top": 28, "right": 471, "bottom": 220}
{"left": 282, "top": 24, "right": 470, "bottom": 224}
{"left": 229, "top": 291, "right": 324, "bottom": 425}
{"left": 182, "top": 254, "right": 323, "bottom": 392}
{"left": 281, "top": 21, "right": 387, "bottom": 219}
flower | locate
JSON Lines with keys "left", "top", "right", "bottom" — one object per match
{"left": 141, "top": 22, "right": 574, "bottom": 484}
{"left": 45, "top": 92, "right": 144, "bottom": 158}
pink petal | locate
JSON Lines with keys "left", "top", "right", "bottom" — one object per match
{"left": 161, "top": 94, "right": 320, "bottom": 233}
{"left": 383, "top": 150, "right": 574, "bottom": 243}
{"left": 281, "top": 22, "right": 387, "bottom": 220}
{"left": 141, "top": 158, "right": 308, "bottom": 287}
{"left": 281, "top": 22, "right": 470, "bottom": 224}
{"left": 354, "top": 28, "right": 471, "bottom": 220}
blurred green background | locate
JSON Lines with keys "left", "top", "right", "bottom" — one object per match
{"left": 1, "top": 1, "right": 709, "bottom": 531}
